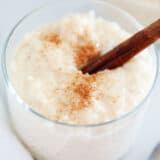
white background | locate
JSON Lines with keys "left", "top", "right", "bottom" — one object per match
{"left": 0, "top": 0, "right": 160, "bottom": 159}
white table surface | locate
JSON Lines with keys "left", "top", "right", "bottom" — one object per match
{"left": 0, "top": 0, "right": 160, "bottom": 160}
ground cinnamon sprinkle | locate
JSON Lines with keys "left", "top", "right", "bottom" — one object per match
{"left": 42, "top": 33, "right": 61, "bottom": 45}
{"left": 74, "top": 42, "right": 100, "bottom": 68}
{"left": 65, "top": 73, "right": 98, "bottom": 111}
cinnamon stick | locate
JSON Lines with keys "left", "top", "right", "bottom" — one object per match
{"left": 82, "top": 19, "right": 160, "bottom": 74}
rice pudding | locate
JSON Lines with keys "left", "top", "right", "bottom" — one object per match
{"left": 9, "top": 12, "right": 153, "bottom": 124}
{"left": 6, "top": 12, "right": 156, "bottom": 160}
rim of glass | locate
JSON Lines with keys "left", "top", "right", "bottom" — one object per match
{"left": 1, "top": 0, "right": 159, "bottom": 128}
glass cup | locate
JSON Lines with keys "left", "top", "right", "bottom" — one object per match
{"left": 1, "top": 0, "right": 159, "bottom": 160}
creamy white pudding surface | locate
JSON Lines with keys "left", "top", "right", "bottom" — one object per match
{"left": 9, "top": 12, "right": 154, "bottom": 125}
